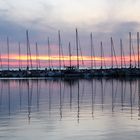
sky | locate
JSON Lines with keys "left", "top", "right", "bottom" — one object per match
{"left": 0, "top": 0, "right": 140, "bottom": 68}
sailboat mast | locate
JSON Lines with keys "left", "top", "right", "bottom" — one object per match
{"left": 0, "top": 49, "right": 2, "bottom": 70}
{"left": 90, "top": 33, "right": 93, "bottom": 69}
{"left": 0, "top": 39, "right": 2, "bottom": 70}
{"left": 120, "top": 39, "right": 123, "bottom": 69}
{"left": 7, "top": 37, "right": 9, "bottom": 71}
{"left": 58, "top": 30, "right": 61, "bottom": 70}
{"left": 18, "top": 42, "right": 21, "bottom": 70}
{"left": 69, "top": 42, "right": 72, "bottom": 67}
{"left": 132, "top": 42, "right": 136, "bottom": 68}
{"left": 102, "top": 44, "right": 106, "bottom": 69}
{"left": 100, "top": 41, "right": 103, "bottom": 70}
{"left": 76, "top": 28, "right": 79, "bottom": 69}
{"left": 26, "top": 30, "right": 29, "bottom": 70}
{"left": 35, "top": 42, "right": 38, "bottom": 70}
{"left": 111, "top": 37, "right": 118, "bottom": 68}
{"left": 60, "top": 39, "right": 65, "bottom": 68}
{"left": 26, "top": 30, "right": 33, "bottom": 70}
{"left": 79, "top": 40, "right": 84, "bottom": 67}
{"left": 137, "top": 32, "right": 140, "bottom": 68}
{"left": 36, "top": 43, "right": 40, "bottom": 69}
{"left": 122, "top": 45, "right": 126, "bottom": 68}
{"left": 91, "top": 33, "right": 96, "bottom": 69}
{"left": 28, "top": 39, "right": 32, "bottom": 70}
{"left": 111, "top": 37, "right": 113, "bottom": 69}
{"left": 48, "top": 37, "right": 51, "bottom": 69}
{"left": 129, "top": 32, "right": 132, "bottom": 68}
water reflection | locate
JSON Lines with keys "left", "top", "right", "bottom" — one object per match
{"left": 0, "top": 78, "right": 140, "bottom": 139}
{"left": 0, "top": 78, "right": 139, "bottom": 119}
{"left": 138, "top": 80, "right": 140, "bottom": 120}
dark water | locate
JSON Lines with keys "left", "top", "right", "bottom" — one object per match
{"left": 0, "top": 78, "right": 140, "bottom": 140}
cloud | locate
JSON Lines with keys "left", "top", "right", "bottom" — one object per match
{"left": 0, "top": 9, "right": 8, "bottom": 13}
{"left": 1, "top": 0, "right": 140, "bottom": 32}
{"left": 0, "top": 0, "right": 140, "bottom": 58}
{"left": 0, "top": 16, "right": 140, "bottom": 57}
{"left": 110, "top": 21, "right": 140, "bottom": 37}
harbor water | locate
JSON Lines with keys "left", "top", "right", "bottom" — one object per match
{"left": 0, "top": 78, "right": 140, "bottom": 140}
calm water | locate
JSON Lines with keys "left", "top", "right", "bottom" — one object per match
{"left": 0, "top": 78, "right": 140, "bottom": 140}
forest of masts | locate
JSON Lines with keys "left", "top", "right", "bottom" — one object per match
{"left": 0, "top": 29, "right": 140, "bottom": 77}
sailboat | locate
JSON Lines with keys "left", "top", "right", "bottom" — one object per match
{"left": 64, "top": 42, "right": 81, "bottom": 77}
{"left": 63, "top": 29, "right": 82, "bottom": 78}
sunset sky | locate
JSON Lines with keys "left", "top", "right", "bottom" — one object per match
{"left": 0, "top": 0, "right": 140, "bottom": 68}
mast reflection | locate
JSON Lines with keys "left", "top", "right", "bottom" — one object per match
{"left": 27, "top": 80, "right": 33, "bottom": 124}
{"left": 0, "top": 82, "right": 3, "bottom": 111}
{"left": 8, "top": 80, "right": 10, "bottom": 116}
{"left": 138, "top": 79, "right": 140, "bottom": 120}
{"left": 77, "top": 80, "right": 80, "bottom": 123}
{"left": 0, "top": 78, "right": 139, "bottom": 121}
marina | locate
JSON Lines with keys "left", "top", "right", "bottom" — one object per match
{"left": 0, "top": 30, "right": 140, "bottom": 78}
{"left": 1, "top": 1, "right": 140, "bottom": 140}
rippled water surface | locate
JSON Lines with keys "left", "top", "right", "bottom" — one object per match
{"left": 0, "top": 78, "right": 140, "bottom": 140}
